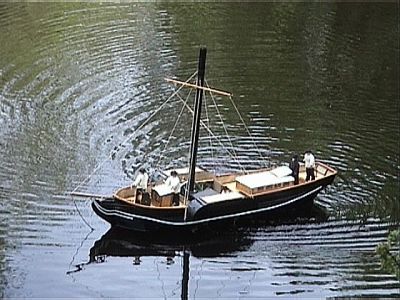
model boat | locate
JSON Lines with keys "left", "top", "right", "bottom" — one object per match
{"left": 90, "top": 48, "right": 337, "bottom": 233}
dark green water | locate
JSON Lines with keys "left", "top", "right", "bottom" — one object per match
{"left": 0, "top": 3, "right": 399, "bottom": 298}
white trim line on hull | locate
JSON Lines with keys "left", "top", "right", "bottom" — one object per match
{"left": 93, "top": 186, "right": 323, "bottom": 227}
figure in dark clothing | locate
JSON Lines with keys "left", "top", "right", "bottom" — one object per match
{"left": 289, "top": 154, "right": 300, "bottom": 185}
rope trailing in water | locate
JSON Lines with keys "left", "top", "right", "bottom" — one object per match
{"left": 69, "top": 72, "right": 198, "bottom": 229}
{"left": 72, "top": 196, "right": 94, "bottom": 230}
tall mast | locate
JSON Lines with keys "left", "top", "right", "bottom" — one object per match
{"left": 187, "top": 47, "right": 207, "bottom": 199}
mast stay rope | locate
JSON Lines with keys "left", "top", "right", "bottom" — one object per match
{"left": 204, "top": 87, "right": 246, "bottom": 173}
{"left": 226, "top": 95, "right": 269, "bottom": 168}
{"left": 205, "top": 79, "right": 269, "bottom": 169}
{"left": 175, "top": 92, "right": 247, "bottom": 173}
{"left": 70, "top": 71, "right": 198, "bottom": 195}
{"left": 155, "top": 88, "right": 193, "bottom": 170}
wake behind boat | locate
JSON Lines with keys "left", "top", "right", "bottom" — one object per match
{"left": 88, "top": 48, "right": 337, "bottom": 233}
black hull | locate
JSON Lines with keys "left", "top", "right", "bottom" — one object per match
{"left": 91, "top": 175, "right": 333, "bottom": 234}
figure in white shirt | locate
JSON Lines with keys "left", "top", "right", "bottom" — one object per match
{"left": 303, "top": 150, "right": 316, "bottom": 181}
{"left": 165, "top": 170, "right": 180, "bottom": 206}
{"left": 131, "top": 168, "right": 149, "bottom": 204}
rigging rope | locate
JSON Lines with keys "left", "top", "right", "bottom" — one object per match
{"left": 175, "top": 92, "right": 246, "bottom": 172}
{"left": 227, "top": 94, "right": 269, "bottom": 167}
{"left": 71, "top": 71, "right": 198, "bottom": 195}
{"left": 69, "top": 71, "right": 198, "bottom": 229}
{"left": 202, "top": 89, "right": 216, "bottom": 172}
{"left": 155, "top": 88, "right": 193, "bottom": 170}
{"left": 204, "top": 86, "right": 247, "bottom": 173}
{"left": 70, "top": 70, "right": 269, "bottom": 229}
{"left": 204, "top": 79, "right": 269, "bottom": 169}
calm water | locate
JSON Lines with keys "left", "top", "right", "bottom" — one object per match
{"left": 0, "top": 2, "right": 399, "bottom": 299}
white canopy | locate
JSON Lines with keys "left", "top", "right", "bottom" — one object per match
{"left": 236, "top": 166, "right": 294, "bottom": 189}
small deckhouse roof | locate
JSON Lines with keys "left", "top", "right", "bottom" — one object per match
{"left": 269, "top": 166, "right": 293, "bottom": 178}
{"left": 236, "top": 166, "right": 294, "bottom": 189}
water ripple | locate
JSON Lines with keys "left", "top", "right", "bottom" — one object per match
{"left": 0, "top": 3, "right": 398, "bottom": 298}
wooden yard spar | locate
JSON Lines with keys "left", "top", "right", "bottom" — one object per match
{"left": 164, "top": 78, "right": 232, "bottom": 97}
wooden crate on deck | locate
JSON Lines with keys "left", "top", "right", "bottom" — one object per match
{"left": 152, "top": 184, "right": 173, "bottom": 207}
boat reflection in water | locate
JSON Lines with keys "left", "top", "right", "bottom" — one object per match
{"left": 90, "top": 203, "right": 328, "bottom": 262}
{"left": 86, "top": 204, "right": 328, "bottom": 298}
{"left": 89, "top": 226, "right": 255, "bottom": 300}
{"left": 90, "top": 203, "right": 328, "bottom": 261}
{"left": 89, "top": 226, "right": 253, "bottom": 263}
